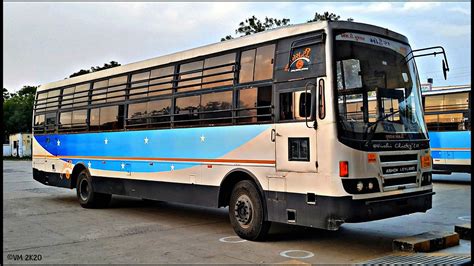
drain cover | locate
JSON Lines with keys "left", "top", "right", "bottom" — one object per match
{"left": 358, "top": 253, "right": 471, "bottom": 265}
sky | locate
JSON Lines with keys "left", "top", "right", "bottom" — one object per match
{"left": 3, "top": 1, "right": 471, "bottom": 93}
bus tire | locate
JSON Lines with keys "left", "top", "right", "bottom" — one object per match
{"left": 76, "top": 169, "right": 111, "bottom": 208}
{"left": 229, "top": 180, "right": 271, "bottom": 241}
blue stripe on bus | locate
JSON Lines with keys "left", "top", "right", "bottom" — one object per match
{"left": 35, "top": 124, "right": 271, "bottom": 173}
{"left": 429, "top": 131, "right": 471, "bottom": 160}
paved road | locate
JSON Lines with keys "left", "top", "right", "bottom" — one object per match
{"left": 3, "top": 160, "right": 471, "bottom": 264}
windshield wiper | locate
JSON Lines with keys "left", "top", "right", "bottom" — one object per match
{"left": 364, "top": 109, "right": 401, "bottom": 146}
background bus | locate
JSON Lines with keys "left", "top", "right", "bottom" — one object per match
{"left": 33, "top": 21, "right": 439, "bottom": 240}
{"left": 422, "top": 86, "right": 471, "bottom": 173}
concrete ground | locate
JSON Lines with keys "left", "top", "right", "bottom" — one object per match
{"left": 3, "top": 160, "right": 471, "bottom": 264}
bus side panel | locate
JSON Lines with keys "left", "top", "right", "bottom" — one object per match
{"left": 429, "top": 131, "right": 471, "bottom": 172}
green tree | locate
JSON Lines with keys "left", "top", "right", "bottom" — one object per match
{"left": 3, "top": 86, "right": 37, "bottom": 136}
{"left": 3, "top": 88, "right": 12, "bottom": 101}
{"left": 68, "top": 61, "right": 121, "bottom": 78}
{"left": 308, "top": 12, "right": 354, "bottom": 22}
{"left": 222, "top": 12, "right": 353, "bottom": 41}
{"left": 221, "top": 16, "right": 290, "bottom": 41}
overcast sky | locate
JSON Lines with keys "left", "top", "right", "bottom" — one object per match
{"left": 3, "top": 2, "right": 471, "bottom": 93}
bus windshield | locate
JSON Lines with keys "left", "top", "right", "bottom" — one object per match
{"left": 334, "top": 32, "right": 428, "bottom": 145}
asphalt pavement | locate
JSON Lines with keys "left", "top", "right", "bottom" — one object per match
{"left": 3, "top": 160, "right": 471, "bottom": 264}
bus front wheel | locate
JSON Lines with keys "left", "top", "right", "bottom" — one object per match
{"left": 76, "top": 170, "right": 111, "bottom": 208}
{"left": 229, "top": 180, "right": 271, "bottom": 241}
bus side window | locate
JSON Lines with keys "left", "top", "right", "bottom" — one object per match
{"left": 236, "top": 86, "right": 272, "bottom": 123}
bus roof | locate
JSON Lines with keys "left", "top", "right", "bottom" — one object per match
{"left": 422, "top": 86, "right": 471, "bottom": 96}
{"left": 37, "top": 20, "right": 409, "bottom": 92}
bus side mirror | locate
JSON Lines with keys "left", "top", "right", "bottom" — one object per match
{"left": 442, "top": 59, "right": 449, "bottom": 80}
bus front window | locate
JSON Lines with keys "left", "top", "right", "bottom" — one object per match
{"left": 334, "top": 32, "right": 428, "bottom": 148}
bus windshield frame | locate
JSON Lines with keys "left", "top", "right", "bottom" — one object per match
{"left": 333, "top": 31, "right": 429, "bottom": 151}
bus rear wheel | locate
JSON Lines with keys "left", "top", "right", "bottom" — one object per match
{"left": 229, "top": 180, "right": 271, "bottom": 241}
{"left": 76, "top": 169, "right": 111, "bottom": 208}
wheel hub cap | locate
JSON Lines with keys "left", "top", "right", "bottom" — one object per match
{"left": 234, "top": 195, "right": 253, "bottom": 227}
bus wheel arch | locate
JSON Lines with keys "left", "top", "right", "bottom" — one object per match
{"left": 70, "top": 163, "right": 89, "bottom": 189}
{"left": 218, "top": 169, "right": 267, "bottom": 219}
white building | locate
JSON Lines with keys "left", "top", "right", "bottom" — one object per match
{"left": 3, "top": 133, "right": 32, "bottom": 157}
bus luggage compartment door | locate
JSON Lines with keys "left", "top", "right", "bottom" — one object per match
{"left": 275, "top": 123, "right": 317, "bottom": 172}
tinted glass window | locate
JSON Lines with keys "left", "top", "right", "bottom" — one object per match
{"left": 254, "top": 44, "right": 275, "bottom": 81}
{"left": 237, "top": 86, "right": 272, "bottom": 123}
{"left": 100, "top": 106, "right": 119, "bottom": 130}
{"left": 34, "top": 115, "right": 45, "bottom": 126}
{"left": 59, "top": 112, "right": 72, "bottom": 128}
{"left": 90, "top": 108, "right": 100, "bottom": 131}
{"left": 148, "top": 99, "right": 171, "bottom": 127}
{"left": 178, "top": 61, "right": 203, "bottom": 92}
{"left": 128, "top": 102, "right": 148, "bottom": 118}
{"left": 239, "top": 49, "right": 256, "bottom": 83}
{"left": 203, "top": 53, "right": 235, "bottom": 89}
{"left": 175, "top": 95, "right": 200, "bottom": 122}
{"left": 72, "top": 109, "right": 88, "bottom": 125}
{"left": 93, "top": 80, "right": 108, "bottom": 89}
{"left": 109, "top": 75, "right": 127, "bottom": 86}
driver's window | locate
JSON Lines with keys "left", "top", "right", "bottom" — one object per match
{"left": 336, "top": 59, "right": 362, "bottom": 90}
{"left": 279, "top": 90, "right": 311, "bottom": 121}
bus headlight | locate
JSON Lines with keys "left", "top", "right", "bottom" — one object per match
{"left": 368, "top": 182, "right": 374, "bottom": 190}
{"left": 356, "top": 181, "right": 364, "bottom": 192}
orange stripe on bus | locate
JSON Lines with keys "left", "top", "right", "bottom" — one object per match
{"left": 32, "top": 155, "right": 275, "bottom": 165}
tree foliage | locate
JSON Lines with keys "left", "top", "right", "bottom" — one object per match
{"left": 3, "top": 86, "right": 37, "bottom": 137}
{"left": 68, "top": 61, "right": 121, "bottom": 78}
{"left": 221, "top": 16, "right": 290, "bottom": 41}
{"left": 222, "top": 12, "right": 353, "bottom": 41}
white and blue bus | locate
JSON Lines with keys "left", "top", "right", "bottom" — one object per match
{"left": 33, "top": 21, "right": 446, "bottom": 240}
{"left": 422, "top": 86, "right": 471, "bottom": 173}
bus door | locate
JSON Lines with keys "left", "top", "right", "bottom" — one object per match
{"left": 274, "top": 80, "right": 318, "bottom": 173}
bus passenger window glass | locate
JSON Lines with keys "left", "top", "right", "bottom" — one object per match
{"left": 175, "top": 95, "right": 200, "bottom": 122}
{"left": 100, "top": 105, "right": 124, "bottom": 130}
{"left": 92, "top": 88, "right": 107, "bottom": 104}
{"left": 89, "top": 108, "right": 100, "bottom": 131}
{"left": 150, "top": 66, "right": 174, "bottom": 79}
{"left": 254, "top": 44, "right": 275, "bottom": 81}
{"left": 279, "top": 91, "right": 310, "bottom": 121}
{"left": 131, "top": 71, "right": 150, "bottom": 84}
{"left": 34, "top": 115, "right": 45, "bottom": 126}
{"left": 444, "top": 92, "right": 469, "bottom": 111}
{"left": 239, "top": 49, "right": 256, "bottom": 83}
{"left": 237, "top": 86, "right": 272, "bottom": 123}
{"left": 148, "top": 99, "right": 171, "bottom": 127}
{"left": 93, "top": 80, "right": 108, "bottom": 89}
{"left": 72, "top": 110, "right": 87, "bottom": 125}
{"left": 107, "top": 85, "right": 126, "bottom": 102}
{"left": 43, "top": 112, "right": 56, "bottom": 132}
{"left": 59, "top": 112, "right": 72, "bottom": 129}
{"left": 148, "top": 99, "right": 171, "bottom": 116}
{"left": 425, "top": 95, "right": 443, "bottom": 112}
{"left": 128, "top": 102, "right": 147, "bottom": 118}
{"left": 46, "top": 89, "right": 61, "bottom": 111}
{"left": 202, "top": 53, "right": 235, "bottom": 89}
{"left": 201, "top": 91, "right": 233, "bottom": 124}
{"left": 61, "top": 87, "right": 75, "bottom": 108}
{"left": 130, "top": 72, "right": 150, "bottom": 99}
{"left": 75, "top": 83, "right": 89, "bottom": 92}
{"left": 238, "top": 87, "right": 257, "bottom": 121}
{"left": 178, "top": 61, "right": 203, "bottom": 92}
{"left": 109, "top": 75, "right": 127, "bottom": 87}
{"left": 128, "top": 102, "right": 148, "bottom": 127}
